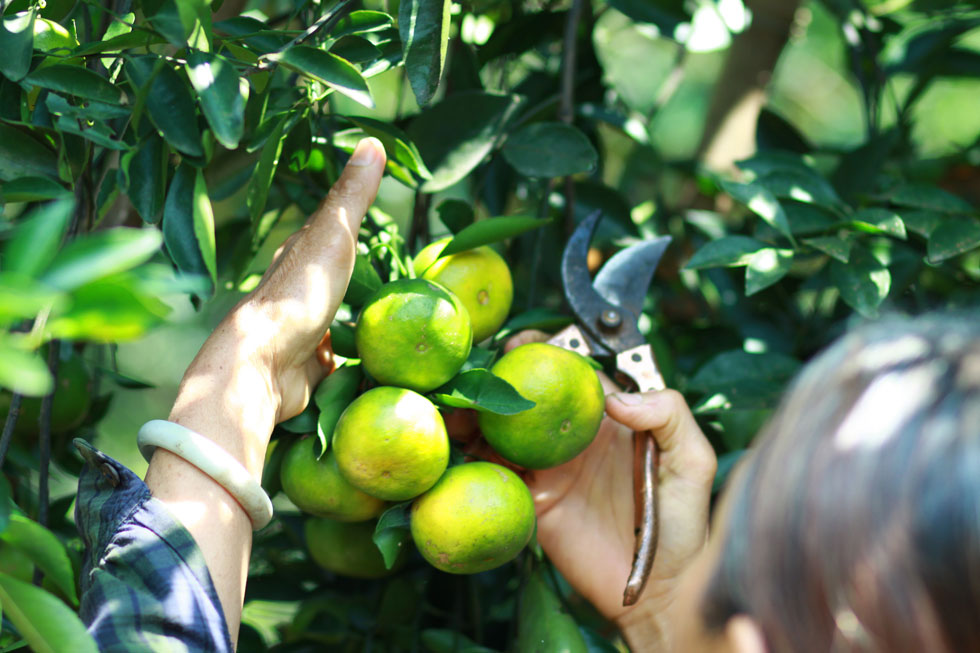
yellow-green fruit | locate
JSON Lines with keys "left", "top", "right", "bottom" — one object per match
{"left": 411, "top": 462, "right": 535, "bottom": 574}
{"left": 414, "top": 238, "right": 514, "bottom": 343}
{"left": 333, "top": 386, "right": 449, "bottom": 501}
{"left": 517, "top": 568, "right": 589, "bottom": 652}
{"left": 478, "top": 343, "right": 604, "bottom": 469}
{"left": 305, "top": 518, "right": 406, "bottom": 579}
{"left": 355, "top": 278, "right": 472, "bottom": 393}
{"left": 0, "top": 354, "right": 92, "bottom": 437}
{"left": 280, "top": 437, "right": 386, "bottom": 521}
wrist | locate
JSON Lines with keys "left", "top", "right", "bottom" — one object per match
{"left": 616, "top": 596, "right": 675, "bottom": 653}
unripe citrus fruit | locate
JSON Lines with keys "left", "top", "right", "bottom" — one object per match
{"left": 355, "top": 278, "right": 472, "bottom": 393}
{"left": 333, "top": 386, "right": 450, "bottom": 501}
{"left": 280, "top": 436, "right": 386, "bottom": 521}
{"left": 305, "top": 517, "right": 407, "bottom": 579}
{"left": 0, "top": 353, "right": 92, "bottom": 438}
{"left": 478, "top": 343, "right": 604, "bottom": 469}
{"left": 411, "top": 462, "right": 535, "bottom": 574}
{"left": 414, "top": 238, "right": 514, "bottom": 343}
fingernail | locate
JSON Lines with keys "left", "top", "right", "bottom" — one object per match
{"left": 612, "top": 392, "right": 643, "bottom": 405}
{"left": 349, "top": 137, "right": 381, "bottom": 166}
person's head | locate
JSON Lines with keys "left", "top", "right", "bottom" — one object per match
{"left": 676, "top": 313, "right": 980, "bottom": 653}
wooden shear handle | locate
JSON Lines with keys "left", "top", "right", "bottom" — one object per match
{"left": 617, "top": 345, "right": 666, "bottom": 606}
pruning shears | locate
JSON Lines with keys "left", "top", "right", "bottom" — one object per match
{"left": 548, "top": 211, "right": 671, "bottom": 607}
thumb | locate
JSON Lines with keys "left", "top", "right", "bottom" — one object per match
{"left": 605, "top": 390, "right": 716, "bottom": 485}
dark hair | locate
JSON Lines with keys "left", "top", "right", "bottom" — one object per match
{"left": 701, "top": 313, "right": 980, "bottom": 652}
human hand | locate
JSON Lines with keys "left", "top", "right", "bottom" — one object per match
{"left": 503, "top": 330, "right": 716, "bottom": 644}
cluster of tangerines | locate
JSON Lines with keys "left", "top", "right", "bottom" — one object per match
{"left": 279, "top": 238, "right": 606, "bottom": 578}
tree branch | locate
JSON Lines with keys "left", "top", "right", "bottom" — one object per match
{"left": 559, "top": 0, "right": 586, "bottom": 234}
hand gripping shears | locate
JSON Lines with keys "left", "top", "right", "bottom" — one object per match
{"left": 547, "top": 211, "right": 671, "bottom": 606}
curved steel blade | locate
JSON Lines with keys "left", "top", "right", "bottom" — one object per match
{"left": 593, "top": 236, "right": 672, "bottom": 320}
{"left": 560, "top": 211, "right": 616, "bottom": 356}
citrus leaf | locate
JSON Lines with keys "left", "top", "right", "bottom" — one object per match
{"left": 0, "top": 337, "right": 52, "bottom": 396}
{"left": 436, "top": 199, "right": 474, "bottom": 233}
{"left": 0, "top": 273, "right": 67, "bottom": 322}
{"left": 421, "top": 629, "right": 497, "bottom": 653}
{"left": 744, "top": 248, "right": 793, "bottom": 296}
{"left": 125, "top": 56, "right": 204, "bottom": 157}
{"left": 689, "top": 350, "right": 801, "bottom": 393}
{"left": 45, "top": 275, "right": 170, "bottom": 342}
{"left": 344, "top": 254, "right": 383, "bottom": 306}
{"left": 409, "top": 91, "right": 522, "bottom": 193}
{"left": 900, "top": 210, "right": 942, "bottom": 238}
{"left": 502, "top": 122, "right": 598, "bottom": 178}
{"left": 247, "top": 113, "right": 289, "bottom": 244}
{"left": 829, "top": 245, "right": 890, "bottom": 319}
{"left": 440, "top": 216, "right": 545, "bottom": 258}
{"left": 518, "top": 569, "right": 589, "bottom": 653}
{"left": 162, "top": 164, "right": 216, "bottom": 288}
{"left": 849, "top": 208, "right": 906, "bottom": 239}
{"left": 332, "top": 11, "right": 393, "bottom": 38}
{"left": 186, "top": 50, "right": 244, "bottom": 149}
{"left": 0, "top": 572, "right": 98, "bottom": 653}
{"left": 42, "top": 229, "right": 162, "bottom": 291}
{"left": 753, "top": 169, "right": 841, "bottom": 208}
{"left": 720, "top": 179, "right": 795, "bottom": 245}
{"left": 0, "top": 176, "right": 70, "bottom": 203}
{"left": 889, "top": 184, "right": 972, "bottom": 214}
{"left": 0, "top": 513, "right": 77, "bottom": 605}
{"left": 278, "top": 46, "right": 374, "bottom": 108}
{"left": 25, "top": 65, "right": 123, "bottom": 104}
{"left": 145, "top": 0, "right": 212, "bottom": 52}
{"left": 0, "top": 123, "right": 59, "bottom": 182}
{"left": 278, "top": 401, "right": 317, "bottom": 434}
{"left": 314, "top": 365, "right": 362, "bottom": 456}
{"left": 926, "top": 217, "right": 980, "bottom": 263}
{"left": 5, "top": 199, "right": 72, "bottom": 278}
{"left": 803, "top": 236, "right": 851, "bottom": 262}
{"left": 398, "top": 0, "right": 451, "bottom": 106}
{"left": 431, "top": 369, "right": 535, "bottom": 414}
{"left": 372, "top": 502, "right": 412, "bottom": 570}
{"left": 493, "top": 308, "right": 573, "bottom": 343}
{"left": 684, "top": 235, "right": 769, "bottom": 269}
{"left": 346, "top": 115, "right": 431, "bottom": 180}
{"left": 122, "top": 133, "right": 168, "bottom": 224}
{"left": 0, "top": 9, "right": 35, "bottom": 82}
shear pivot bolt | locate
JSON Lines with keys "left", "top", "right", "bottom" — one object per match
{"left": 600, "top": 309, "right": 621, "bottom": 329}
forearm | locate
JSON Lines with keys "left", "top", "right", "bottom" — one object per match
{"left": 144, "top": 316, "right": 279, "bottom": 645}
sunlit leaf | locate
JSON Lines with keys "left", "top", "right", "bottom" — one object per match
{"left": 399, "top": 0, "right": 451, "bottom": 106}
{"left": 0, "top": 336, "right": 52, "bottom": 396}
{"left": 0, "top": 513, "right": 77, "bottom": 605}
{"left": 685, "top": 236, "right": 769, "bottom": 269}
{"left": 502, "top": 122, "right": 598, "bottom": 178}
{"left": 25, "top": 65, "right": 123, "bottom": 104}
{"left": 372, "top": 502, "right": 412, "bottom": 569}
{"left": 829, "top": 245, "right": 890, "bottom": 318}
{"left": 440, "top": 216, "right": 545, "bottom": 258}
{"left": 125, "top": 55, "right": 204, "bottom": 157}
{"left": 720, "top": 180, "right": 795, "bottom": 245}
{"left": 803, "top": 236, "right": 851, "bottom": 263}
{"left": 0, "top": 573, "right": 98, "bottom": 653}
{"left": 163, "top": 164, "right": 216, "bottom": 287}
{"left": 431, "top": 369, "right": 535, "bottom": 414}
{"left": 279, "top": 46, "right": 374, "bottom": 108}
{"left": 186, "top": 50, "right": 244, "bottom": 149}
{"left": 0, "top": 9, "right": 35, "bottom": 82}
{"left": 744, "top": 248, "right": 793, "bottom": 296}
{"left": 42, "top": 228, "right": 162, "bottom": 291}
{"left": 5, "top": 199, "right": 72, "bottom": 278}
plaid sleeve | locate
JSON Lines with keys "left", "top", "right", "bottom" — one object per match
{"left": 73, "top": 439, "right": 234, "bottom": 653}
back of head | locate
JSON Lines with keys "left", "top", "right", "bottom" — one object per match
{"left": 702, "top": 313, "right": 980, "bottom": 652}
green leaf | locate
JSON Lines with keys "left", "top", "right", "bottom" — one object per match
{"left": 431, "top": 368, "right": 535, "bottom": 414}
{"left": 122, "top": 133, "right": 168, "bottom": 224}
{"left": 125, "top": 56, "right": 204, "bottom": 157}
{"left": 279, "top": 402, "right": 317, "bottom": 434}
{"left": 889, "top": 184, "right": 972, "bottom": 214}
{"left": 0, "top": 273, "right": 67, "bottom": 323}
{"left": 278, "top": 46, "right": 374, "bottom": 109}
{"left": 44, "top": 95, "right": 129, "bottom": 151}
{"left": 25, "top": 65, "right": 123, "bottom": 104}
{"left": 399, "top": 0, "right": 451, "bottom": 106}
{"left": 0, "top": 123, "right": 59, "bottom": 182}
{"left": 42, "top": 228, "right": 162, "bottom": 291}
{"left": 0, "top": 337, "right": 52, "bottom": 396}
{"left": 344, "top": 254, "right": 383, "bottom": 306}
{"left": 0, "top": 9, "right": 35, "bottom": 82}
{"left": 850, "top": 208, "right": 906, "bottom": 239}
{"left": 144, "top": 0, "right": 212, "bottom": 52}
{"left": 440, "top": 216, "right": 545, "bottom": 258}
{"left": 373, "top": 502, "right": 412, "bottom": 569}
{"left": 493, "top": 308, "right": 573, "bottom": 343}
{"left": 803, "top": 236, "right": 851, "bottom": 263}
{"left": 744, "top": 248, "right": 793, "bottom": 296}
{"left": 409, "top": 91, "right": 522, "bottom": 192}
{"left": 346, "top": 115, "right": 432, "bottom": 180}
{"left": 900, "top": 210, "right": 943, "bottom": 238}
{"left": 46, "top": 274, "right": 170, "bottom": 342}
{"left": 163, "top": 164, "right": 216, "bottom": 287}
{"left": 502, "top": 122, "right": 598, "bottom": 178}
{"left": 721, "top": 180, "right": 795, "bottom": 245}
{"left": 685, "top": 236, "right": 769, "bottom": 269}
{"left": 0, "top": 572, "right": 98, "bottom": 653}
{"left": 436, "top": 199, "right": 474, "bottom": 233}
{"left": 0, "top": 513, "right": 77, "bottom": 605}
{"left": 0, "top": 176, "right": 70, "bottom": 203}
{"left": 829, "top": 245, "right": 891, "bottom": 319}
{"left": 926, "top": 218, "right": 980, "bottom": 263}
{"left": 313, "top": 365, "right": 362, "bottom": 455}
{"left": 753, "top": 169, "right": 841, "bottom": 208}
{"left": 331, "top": 11, "right": 393, "bottom": 38}
{"left": 185, "top": 50, "right": 244, "bottom": 149}
{"left": 602, "top": 0, "right": 689, "bottom": 33}
{"left": 5, "top": 199, "right": 72, "bottom": 278}
{"left": 460, "top": 346, "right": 496, "bottom": 372}
{"left": 247, "top": 113, "right": 289, "bottom": 244}
{"left": 689, "top": 350, "right": 800, "bottom": 412}
{"left": 421, "top": 629, "right": 497, "bottom": 653}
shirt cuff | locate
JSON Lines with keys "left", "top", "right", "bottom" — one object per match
{"left": 73, "top": 438, "right": 234, "bottom": 653}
